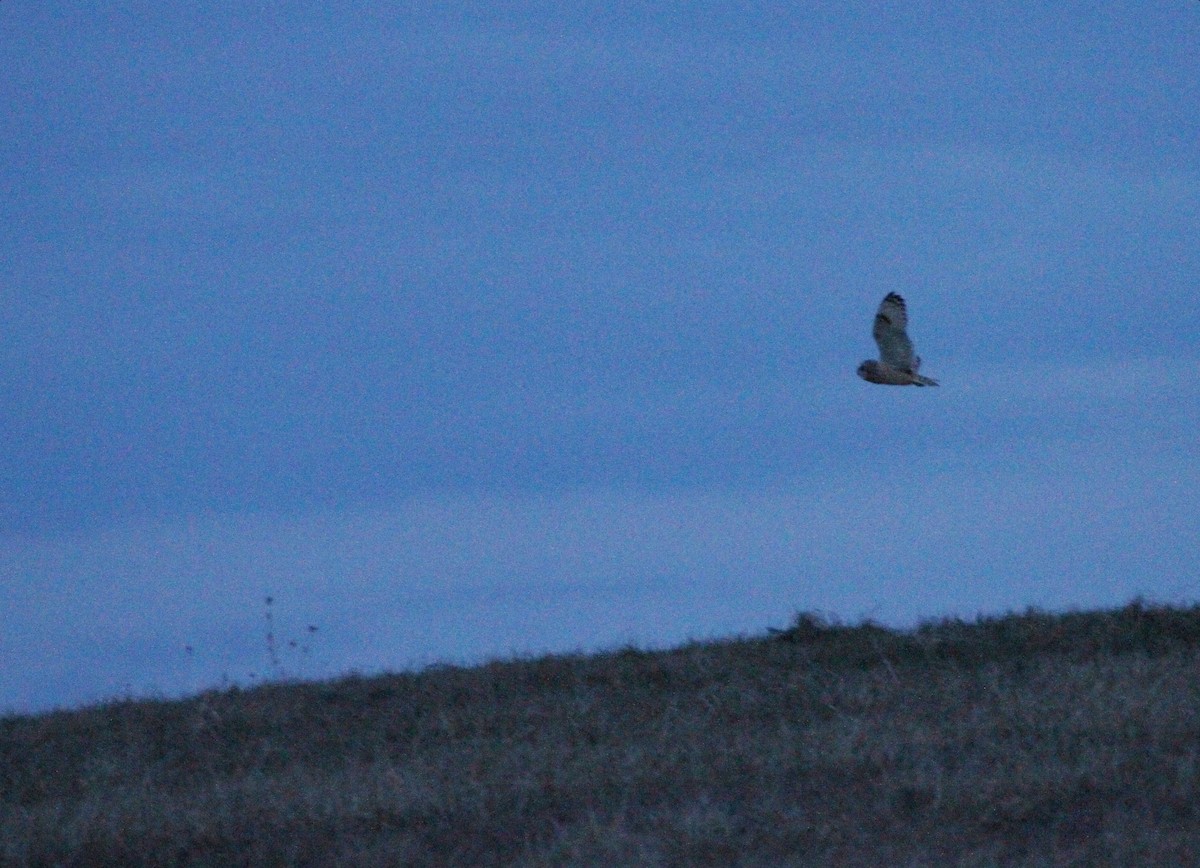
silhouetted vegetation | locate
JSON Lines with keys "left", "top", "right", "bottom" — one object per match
{"left": 4, "top": 600, "right": 1200, "bottom": 865}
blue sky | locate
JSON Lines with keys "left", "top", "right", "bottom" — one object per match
{"left": 3, "top": 3, "right": 1199, "bottom": 713}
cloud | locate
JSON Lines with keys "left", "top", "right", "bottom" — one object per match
{"left": 3, "top": 421, "right": 1195, "bottom": 715}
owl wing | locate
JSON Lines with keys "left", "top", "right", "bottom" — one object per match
{"left": 872, "top": 292, "right": 917, "bottom": 371}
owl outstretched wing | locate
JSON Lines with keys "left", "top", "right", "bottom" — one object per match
{"left": 872, "top": 292, "right": 917, "bottom": 371}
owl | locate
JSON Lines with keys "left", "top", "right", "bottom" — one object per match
{"left": 857, "top": 293, "right": 939, "bottom": 386}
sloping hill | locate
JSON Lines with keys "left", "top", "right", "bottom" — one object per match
{"left": 4, "top": 601, "right": 1200, "bottom": 865}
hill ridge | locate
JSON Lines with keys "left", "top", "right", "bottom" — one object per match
{"left": 4, "top": 600, "right": 1200, "bottom": 865}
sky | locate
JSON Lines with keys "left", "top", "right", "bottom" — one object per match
{"left": 3, "top": 3, "right": 1199, "bottom": 714}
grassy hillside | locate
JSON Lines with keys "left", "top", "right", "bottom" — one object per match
{"left": 4, "top": 600, "right": 1200, "bottom": 866}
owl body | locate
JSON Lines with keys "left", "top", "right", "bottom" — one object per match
{"left": 857, "top": 359, "right": 939, "bottom": 387}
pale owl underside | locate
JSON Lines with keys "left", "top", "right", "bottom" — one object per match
{"left": 857, "top": 293, "right": 939, "bottom": 387}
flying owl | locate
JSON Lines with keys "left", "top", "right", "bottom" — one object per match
{"left": 857, "top": 293, "right": 939, "bottom": 386}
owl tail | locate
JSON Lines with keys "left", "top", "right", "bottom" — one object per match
{"left": 913, "top": 374, "right": 940, "bottom": 387}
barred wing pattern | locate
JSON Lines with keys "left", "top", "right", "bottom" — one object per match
{"left": 872, "top": 293, "right": 917, "bottom": 371}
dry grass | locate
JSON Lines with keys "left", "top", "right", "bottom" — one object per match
{"left": 4, "top": 600, "right": 1200, "bottom": 866}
